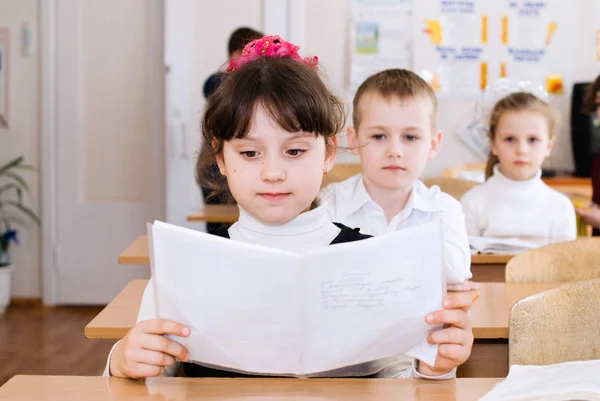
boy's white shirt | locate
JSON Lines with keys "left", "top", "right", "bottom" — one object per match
{"left": 320, "top": 174, "right": 472, "bottom": 285}
{"left": 460, "top": 165, "right": 577, "bottom": 241}
{"left": 103, "top": 204, "right": 456, "bottom": 379}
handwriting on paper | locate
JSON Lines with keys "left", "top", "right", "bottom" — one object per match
{"left": 321, "top": 272, "right": 423, "bottom": 310}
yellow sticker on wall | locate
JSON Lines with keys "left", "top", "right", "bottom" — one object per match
{"left": 596, "top": 29, "right": 600, "bottom": 61}
{"left": 501, "top": 16, "right": 508, "bottom": 45}
{"left": 480, "top": 62, "right": 488, "bottom": 90}
{"left": 500, "top": 62, "right": 508, "bottom": 78}
{"left": 546, "top": 74, "right": 564, "bottom": 95}
{"left": 481, "top": 15, "right": 488, "bottom": 44}
{"left": 424, "top": 20, "right": 442, "bottom": 45}
{"left": 546, "top": 22, "right": 557, "bottom": 46}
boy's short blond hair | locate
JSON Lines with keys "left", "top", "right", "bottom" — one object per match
{"left": 352, "top": 69, "right": 438, "bottom": 130}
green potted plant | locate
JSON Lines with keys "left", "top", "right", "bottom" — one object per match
{"left": 0, "top": 156, "right": 40, "bottom": 313}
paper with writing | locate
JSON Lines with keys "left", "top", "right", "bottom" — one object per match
{"left": 148, "top": 219, "right": 444, "bottom": 376}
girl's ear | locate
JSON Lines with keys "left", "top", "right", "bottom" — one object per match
{"left": 545, "top": 136, "right": 555, "bottom": 157}
{"left": 213, "top": 139, "right": 226, "bottom": 176}
{"left": 324, "top": 135, "right": 338, "bottom": 173}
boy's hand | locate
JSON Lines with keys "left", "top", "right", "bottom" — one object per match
{"left": 109, "top": 319, "right": 191, "bottom": 379}
{"left": 418, "top": 291, "right": 476, "bottom": 376}
{"left": 447, "top": 280, "right": 479, "bottom": 292}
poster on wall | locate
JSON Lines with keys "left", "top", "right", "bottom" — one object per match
{"left": 501, "top": 0, "right": 567, "bottom": 96}
{"left": 0, "top": 28, "right": 9, "bottom": 128}
{"left": 415, "top": 0, "right": 489, "bottom": 98}
{"left": 348, "top": 0, "right": 414, "bottom": 92}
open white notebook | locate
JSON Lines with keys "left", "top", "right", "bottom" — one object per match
{"left": 147, "top": 219, "right": 446, "bottom": 377}
{"left": 469, "top": 236, "right": 541, "bottom": 255}
{"left": 479, "top": 360, "right": 600, "bottom": 401}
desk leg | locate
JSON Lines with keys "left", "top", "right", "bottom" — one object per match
{"left": 457, "top": 340, "right": 508, "bottom": 378}
{"left": 470, "top": 264, "right": 506, "bottom": 282}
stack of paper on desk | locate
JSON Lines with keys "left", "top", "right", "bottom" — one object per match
{"left": 478, "top": 359, "right": 600, "bottom": 401}
{"left": 468, "top": 236, "right": 541, "bottom": 255}
{"left": 147, "top": 220, "right": 445, "bottom": 377}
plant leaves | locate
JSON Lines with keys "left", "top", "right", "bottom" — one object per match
{"left": 14, "top": 164, "right": 37, "bottom": 172}
{"left": 0, "top": 184, "right": 21, "bottom": 199}
{"left": 3, "top": 200, "right": 40, "bottom": 225}
{"left": 1, "top": 171, "right": 31, "bottom": 194}
{"left": 0, "top": 156, "right": 24, "bottom": 175}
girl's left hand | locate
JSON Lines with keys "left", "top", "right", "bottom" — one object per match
{"left": 576, "top": 204, "right": 600, "bottom": 228}
{"left": 418, "top": 290, "right": 476, "bottom": 376}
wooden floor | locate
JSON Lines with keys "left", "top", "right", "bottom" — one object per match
{"left": 0, "top": 304, "right": 116, "bottom": 386}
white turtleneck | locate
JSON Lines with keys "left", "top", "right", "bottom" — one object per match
{"left": 104, "top": 204, "right": 453, "bottom": 380}
{"left": 460, "top": 165, "right": 577, "bottom": 241}
{"left": 227, "top": 204, "right": 342, "bottom": 253}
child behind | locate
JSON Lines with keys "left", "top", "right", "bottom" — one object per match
{"left": 104, "top": 37, "right": 473, "bottom": 381}
{"left": 461, "top": 92, "right": 577, "bottom": 241}
{"left": 321, "top": 69, "right": 472, "bottom": 285}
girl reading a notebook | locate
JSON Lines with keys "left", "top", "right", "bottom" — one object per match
{"left": 104, "top": 36, "right": 475, "bottom": 380}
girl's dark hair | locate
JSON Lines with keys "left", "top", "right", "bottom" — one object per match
{"left": 196, "top": 57, "right": 346, "bottom": 201}
{"left": 583, "top": 75, "right": 600, "bottom": 114}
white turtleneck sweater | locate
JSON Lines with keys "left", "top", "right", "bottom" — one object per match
{"left": 104, "top": 204, "right": 454, "bottom": 380}
{"left": 460, "top": 165, "right": 577, "bottom": 241}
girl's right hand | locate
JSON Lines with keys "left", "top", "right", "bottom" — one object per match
{"left": 109, "top": 319, "right": 191, "bottom": 379}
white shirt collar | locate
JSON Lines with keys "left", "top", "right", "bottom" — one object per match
{"left": 490, "top": 164, "right": 543, "bottom": 189}
{"left": 228, "top": 203, "right": 341, "bottom": 253}
{"left": 341, "top": 175, "right": 446, "bottom": 219}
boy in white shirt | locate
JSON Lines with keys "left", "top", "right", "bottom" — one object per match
{"left": 322, "top": 69, "right": 472, "bottom": 284}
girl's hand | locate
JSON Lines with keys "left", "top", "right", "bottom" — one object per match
{"left": 109, "top": 319, "right": 191, "bottom": 379}
{"left": 576, "top": 204, "right": 600, "bottom": 228}
{"left": 418, "top": 291, "right": 476, "bottom": 376}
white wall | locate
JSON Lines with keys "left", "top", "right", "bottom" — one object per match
{"left": 0, "top": 0, "right": 40, "bottom": 298}
{"left": 294, "top": 0, "right": 600, "bottom": 177}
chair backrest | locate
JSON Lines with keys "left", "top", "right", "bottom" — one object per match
{"left": 322, "top": 163, "right": 362, "bottom": 187}
{"left": 505, "top": 238, "right": 600, "bottom": 283}
{"left": 509, "top": 278, "right": 600, "bottom": 366}
{"left": 441, "top": 163, "right": 486, "bottom": 181}
{"left": 421, "top": 177, "right": 480, "bottom": 201}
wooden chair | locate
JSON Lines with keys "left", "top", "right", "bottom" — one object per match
{"left": 322, "top": 163, "right": 362, "bottom": 187}
{"left": 509, "top": 278, "right": 600, "bottom": 366}
{"left": 505, "top": 238, "right": 600, "bottom": 283}
{"left": 421, "top": 177, "right": 479, "bottom": 201}
{"left": 441, "top": 163, "right": 486, "bottom": 181}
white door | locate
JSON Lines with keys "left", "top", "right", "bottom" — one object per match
{"left": 164, "top": 0, "right": 201, "bottom": 230}
{"left": 48, "top": 0, "right": 164, "bottom": 304}
{"left": 164, "top": 0, "right": 263, "bottom": 231}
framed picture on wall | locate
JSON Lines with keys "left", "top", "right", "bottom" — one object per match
{"left": 0, "top": 28, "right": 9, "bottom": 128}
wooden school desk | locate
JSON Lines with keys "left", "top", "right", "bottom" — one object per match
{"left": 0, "top": 376, "right": 503, "bottom": 401}
{"left": 470, "top": 254, "right": 512, "bottom": 282}
{"left": 187, "top": 204, "right": 239, "bottom": 223}
{"left": 85, "top": 280, "right": 561, "bottom": 378}
{"left": 119, "top": 235, "right": 515, "bottom": 283}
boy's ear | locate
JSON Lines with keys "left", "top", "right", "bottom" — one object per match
{"left": 324, "top": 136, "right": 338, "bottom": 173}
{"left": 346, "top": 126, "right": 361, "bottom": 157}
{"left": 428, "top": 130, "right": 443, "bottom": 159}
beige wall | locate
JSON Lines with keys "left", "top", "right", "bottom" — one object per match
{"left": 0, "top": 0, "right": 40, "bottom": 298}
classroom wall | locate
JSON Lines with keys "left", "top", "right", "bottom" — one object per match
{"left": 0, "top": 0, "right": 40, "bottom": 298}
{"left": 292, "top": 0, "right": 600, "bottom": 177}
